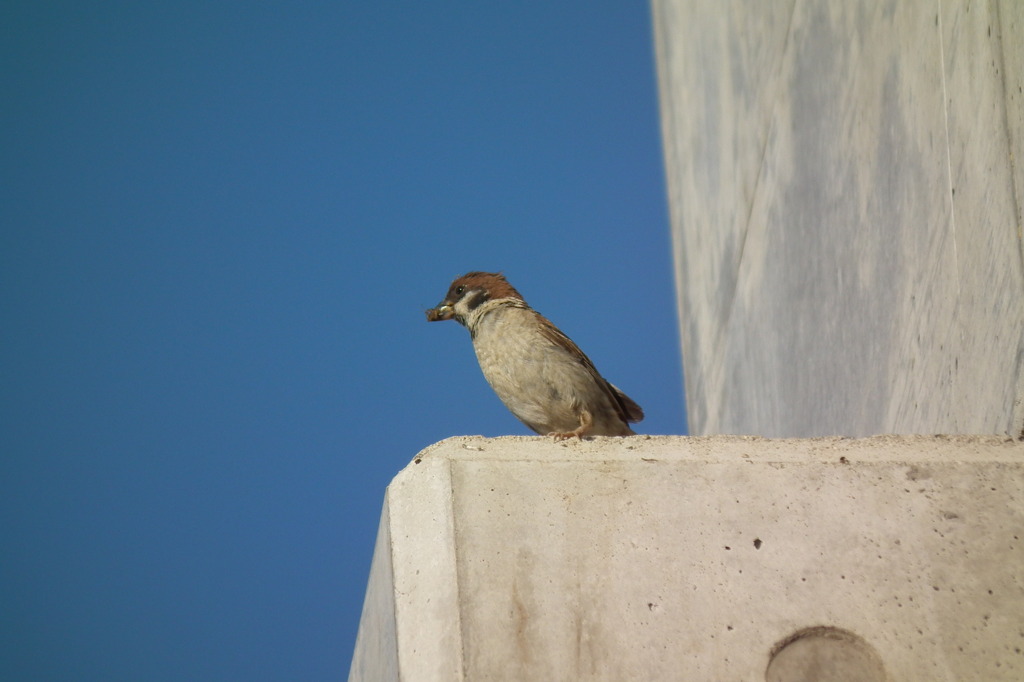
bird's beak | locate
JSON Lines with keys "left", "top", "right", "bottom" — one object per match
{"left": 425, "top": 301, "right": 455, "bottom": 322}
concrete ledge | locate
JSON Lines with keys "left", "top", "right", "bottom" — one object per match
{"left": 349, "top": 435, "right": 1024, "bottom": 681}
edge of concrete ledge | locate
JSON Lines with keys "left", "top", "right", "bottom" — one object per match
{"left": 409, "top": 434, "right": 1024, "bottom": 466}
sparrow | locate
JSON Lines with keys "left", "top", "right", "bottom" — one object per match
{"left": 426, "top": 272, "right": 643, "bottom": 439}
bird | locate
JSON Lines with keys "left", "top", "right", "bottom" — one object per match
{"left": 426, "top": 271, "right": 643, "bottom": 439}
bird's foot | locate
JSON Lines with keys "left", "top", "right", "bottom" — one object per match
{"left": 550, "top": 410, "right": 593, "bottom": 441}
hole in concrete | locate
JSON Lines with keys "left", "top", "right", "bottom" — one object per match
{"left": 765, "top": 626, "right": 886, "bottom": 682}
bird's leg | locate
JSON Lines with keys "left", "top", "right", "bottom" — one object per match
{"left": 551, "top": 409, "right": 593, "bottom": 441}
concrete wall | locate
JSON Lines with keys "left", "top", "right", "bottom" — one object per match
{"left": 349, "top": 436, "right": 1024, "bottom": 681}
{"left": 653, "top": 0, "right": 1024, "bottom": 437}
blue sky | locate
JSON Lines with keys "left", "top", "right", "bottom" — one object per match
{"left": 1, "top": 2, "right": 685, "bottom": 679}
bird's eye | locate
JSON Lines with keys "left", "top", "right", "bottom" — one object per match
{"left": 455, "top": 286, "right": 465, "bottom": 295}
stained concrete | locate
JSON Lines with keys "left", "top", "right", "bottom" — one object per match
{"left": 653, "top": 0, "right": 1024, "bottom": 437}
{"left": 348, "top": 436, "right": 1024, "bottom": 681}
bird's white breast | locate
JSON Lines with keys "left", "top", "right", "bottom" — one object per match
{"left": 467, "top": 302, "right": 606, "bottom": 434}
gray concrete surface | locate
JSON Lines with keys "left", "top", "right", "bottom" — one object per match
{"left": 653, "top": 0, "right": 1024, "bottom": 437}
{"left": 348, "top": 435, "right": 1024, "bottom": 681}
{"left": 348, "top": 509, "right": 400, "bottom": 682}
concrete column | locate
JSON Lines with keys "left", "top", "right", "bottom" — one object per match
{"left": 653, "top": 0, "right": 1024, "bottom": 436}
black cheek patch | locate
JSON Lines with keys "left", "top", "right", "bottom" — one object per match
{"left": 464, "top": 289, "right": 488, "bottom": 311}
